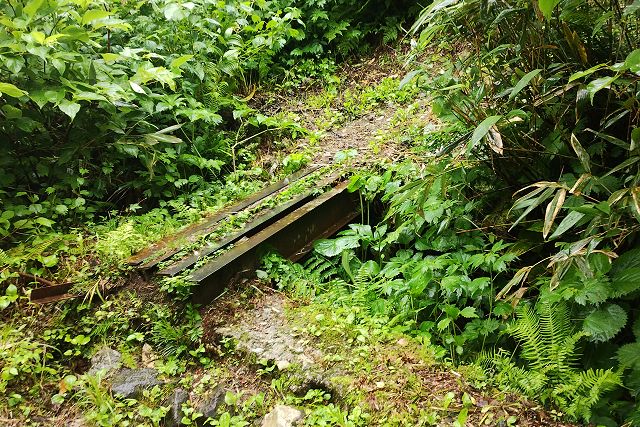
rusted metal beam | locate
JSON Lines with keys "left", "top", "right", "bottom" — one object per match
{"left": 128, "top": 165, "right": 321, "bottom": 269}
{"left": 189, "top": 181, "right": 359, "bottom": 304}
{"left": 30, "top": 282, "right": 75, "bottom": 304}
{"left": 157, "top": 173, "right": 342, "bottom": 277}
{"left": 157, "top": 192, "right": 315, "bottom": 276}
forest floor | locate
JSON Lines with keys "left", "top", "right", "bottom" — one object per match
{"left": 195, "top": 282, "right": 575, "bottom": 426}
{"left": 2, "top": 50, "right": 578, "bottom": 427}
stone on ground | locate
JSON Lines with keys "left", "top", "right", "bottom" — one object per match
{"left": 261, "top": 405, "right": 304, "bottom": 427}
{"left": 195, "top": 385, "right": 226, "bottom": 419}
{"left": 165, "top": 388, "right": 189, "bottom": 427}
{"left": 88, "top": 347, "right": 122, "bottom": 375}
{"left": 110, "top": 368, "right": 162, "bottom": 398}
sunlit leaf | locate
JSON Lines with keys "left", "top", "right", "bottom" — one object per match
{"left": 538, "top": 0, "right": 561, "bottom": 19}
{"left": 58, "top": 99, "right": 81, "bottom": 120}
{"left": 509, "top": 69, "right": 541, "bottom": 100}
{"left": 0, "top": 82, "right": 27, "bottom": 98}
{"left": 23, "top": 0, "right": 44, "bottom": 18}
{"left": 314, "top": 236, "right": 360, "bottom": 257}
{"left": 170, "top": 55, "right": 194, "bottom": 69}
{"left": 470, "top": 115, "right": 502, "bottom": 150}
{"left": 543, "top": 188, "right": 566, "bottom": 239}
{"left": 549, "top": 210, "right": 585, "bottom": 239}
{"left": 570, "top": 133, "right": 591, "bottom": 173}
{"left": 82, "top": 9, "right": 112, "bottom": 25}
{"left": 586, "top": 76, "right": 617, "bottom": 104}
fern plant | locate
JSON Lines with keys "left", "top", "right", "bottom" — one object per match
{"left": 499, "top": 301, "right": 622, "bottom": 421}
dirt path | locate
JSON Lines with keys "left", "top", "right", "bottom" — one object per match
{"left": 201, "top": 286, "right": 576, "bottom": 427}
{"left": 312, "top": 108, "right": 405, "bottom": 166}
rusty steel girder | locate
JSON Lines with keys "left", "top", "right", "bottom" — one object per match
{"left": 189, "top": 181, "right": 360, "bottom": 304}
{"left": 128, "top": 165, "right": 321, "bottom": 270}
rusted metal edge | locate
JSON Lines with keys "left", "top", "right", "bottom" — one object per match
{"left": 289, "top": 210, "right": 360, "bottom": 262}
{"left": 30, "top": 282, "right": 76, "bottom": 304}
{"left": 128, "top": 165, "right": 321, "bottom": 267}
{"left": 157, "top": 191, "right": 315, "bottom": 276}
{"left": 157, "top": 173, "right": 342, "bottom": 277}
{"left": 189, "top": 181, "right": 359, "bottom": 304}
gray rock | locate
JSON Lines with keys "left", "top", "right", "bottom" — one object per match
{"left": 88, "top": 347, "right": 122, "bottom": 376}
{"left": 165, "top": 388, "right": 189, "bottom": 427}
{"left": 262, "top": 405, "right": 304, "bottom": 427}
{"left": 110, "top": 368, "right": 162, "bottom": 398}
{"left": 196, "top": 386, "right": 225, "bottom": 419}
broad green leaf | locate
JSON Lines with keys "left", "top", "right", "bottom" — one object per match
{"left": 624, "top": 0, "right": 640, "bottom": 15}
{"left": 82, "top": 10, "right": 112, "bottom": 25}
{"left": 35, "top": 217, "right": 55, "bottom": 227}
{"left": 509, "top": 69, "right": 541, "bottom": 100}
{"left": 0, "top": 82, "right": 27, "bottom": 98}
{"left": 41, "top": 254, "right": 58, "bottom": 267}
{"left": 611, "top": 268, "right": 640, "bottom": 297}
{"left": 543, "top": 188, "right": 566, "bottom": 239}
{"left": 23, "top": 0, "right": 44, "bottom": 18}
{"left": 460, "top": 307, "right": 479, "bottom": 319}
{"left": 58, "top": 99, "right": 81, "bottom": 120}
{"left": 102, "top": 53, "right": 121, "bottom": 62}
{"left": 570, "top": 133, "right": 591, "bottom": 173}
{"left": 624, "top": 49, "right": 640, "bottom": 74}
{"left": 2, "top": 105, "right": 22, "bottom": 119}
{"left": 538, "top": 0, "right": 561, "bottom": 19}
{"left": 5, "top": 284, "right": 17, "bottom": 297}
{"left": 587, "top": 76, "right": 618, "bottom": 104}
{"left": 399, "top": 69, "right": 423, "bottom": 89}
{"left": 314, "top": 236, "right": 360, "bottom": 257}
{"left": 569, "top": 64, "right": 607, "bottom": 82}
{"left": 469, "top": 115, "right": 502, "bottom": 150}
{"left": 634, "top": 317, "right": 640, "bottom": 339}
{"left": 30, "top": 89, "right": 65, "bottom": 108}
{"left": 437, "top": 317, "right": 451, "bottom": 331}
{"left": 0, "top": 285, "right": 18, "bottom": 310}
{"left": 583, "top": 303, "right": 627, "bottom": 342}
{"left": 617, "top": 342, "right": 640, "bottom": 369}
{"left": 30, "top": 31, "right": 46, "bottom": 44}
{"left": 632, "top": 128, "right": 640, "bottom": 151}
{"left": 164, "top": 3, "right": 186, "bottom": 20}
{"left": 129, "top": 81, "right": 146, "bottom": 94}
{"left": 170, "top": 55, "right": 194, "bottom": 69}
{"left": 549, "top": 210, "right": 585, "bottom": 239}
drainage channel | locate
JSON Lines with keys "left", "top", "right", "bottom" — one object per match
{"left": 30, "top": 167, "right": 360, "bottom": 304}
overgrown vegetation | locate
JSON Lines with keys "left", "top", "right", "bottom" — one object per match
{"left": 2, "top": 0, "right": 640, "bottom": 425}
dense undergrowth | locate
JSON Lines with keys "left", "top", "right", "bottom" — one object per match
{"left": 2, "top": 0, "right": 640, "bottom": 425}
{"left": 260, "top": 0, "right": 640, "bottom": 424}
{"left": 0, "top": 0, "right": 418, "bottom": 240}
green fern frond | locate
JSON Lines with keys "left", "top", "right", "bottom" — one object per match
{"left": 304, "top": 255, "right": 339, "bottom": 282}
{"left": 563, "top": 368, "right": 622, "bottom": 421}
{"left": 508, "top": 304, "right": 546, "bottom": 369}
{"left": 0, "top": 249, "right": 10, "bottom": 268}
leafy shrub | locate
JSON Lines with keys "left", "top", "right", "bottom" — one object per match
{"left": 0, "top": 0, "right": 305, "bottom": 242}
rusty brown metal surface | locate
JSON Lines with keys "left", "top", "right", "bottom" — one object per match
{"left": 157, "top": 192, "right": 314, "bottom": 276}
{"left": 128, "top": 165, "right": 321, "bottom": 269}
{"left": 189, "top": 181, "right": 359, "bottom": 304}
{"left": 157, "top": 173, "right": 342, "bottom": 277}
{"left": 30, "top": 282, "right": 75, "bottom": 304}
